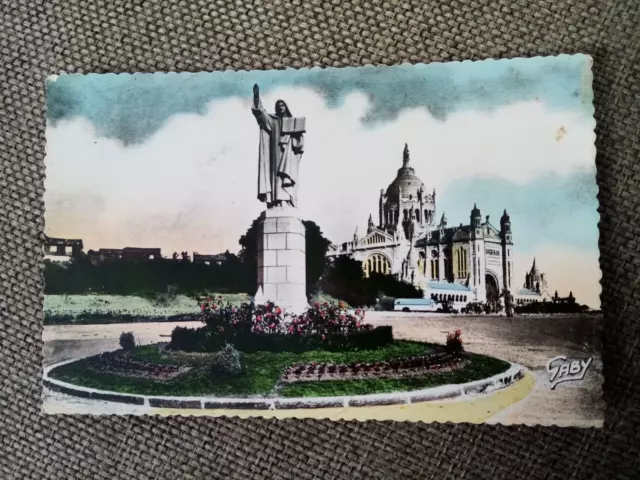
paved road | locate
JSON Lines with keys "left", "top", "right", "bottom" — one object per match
{"left": 42, "top": 313, "right": 604, "bottom": 426}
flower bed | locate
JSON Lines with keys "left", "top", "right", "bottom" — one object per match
{"left": 170, "top": 298, "right": 393, "bottom": 353}
{"left": 86, "top": 350, "right": 192, "bottom": 381}
{"left": 280, "top": 351, "right": 467, "bottom": 383}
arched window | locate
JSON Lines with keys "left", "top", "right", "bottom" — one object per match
{"left": 415, "top": 209, "right": 420, "bottom": 222}
{"left": 424, "top": 210, "right": 428, "bottom": 223}
{"left": 362, "top": 253, "right": 391, "bottom": 278}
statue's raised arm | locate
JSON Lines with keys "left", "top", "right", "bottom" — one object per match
{"left": 253, "top": 83, "right": 260, "bottom": 106}
{"left": 251, "top": 83, "right": 271, "bottom": 131}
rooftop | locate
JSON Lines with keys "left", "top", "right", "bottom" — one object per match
{"left": 426, "top": 281, "right": 472, "bottom": 292}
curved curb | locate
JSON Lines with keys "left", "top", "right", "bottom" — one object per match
{"left": 44, "top": 356, "right": 526, "bottom": 410}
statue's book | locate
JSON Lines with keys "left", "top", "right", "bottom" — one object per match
{"left": 281, "top": 117, "right": 306, "bottom": 134}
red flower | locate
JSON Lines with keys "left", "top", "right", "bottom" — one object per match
{"left": 200, "top": 304, "right": 206, "bottom": 311}
{"left": 211, "top": 304, "right": 217, "bottom": 310}
{"left": 256, "top": 315, "right": 263, "bottom": 322}
{"left": 269, "top": 323, "right": 276, "bottom": 329}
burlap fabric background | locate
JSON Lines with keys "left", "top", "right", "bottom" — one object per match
{"left": 1, "top": 0, "right": 639, "bottom": 478}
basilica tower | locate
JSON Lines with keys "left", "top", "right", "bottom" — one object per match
{"left": 500, "top": 209, "right": 514, "bottom": 292}
{"left": 379, "top": 144, "right": 435, "bottom": 240}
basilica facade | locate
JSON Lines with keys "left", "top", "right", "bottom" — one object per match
{"left": 326, "top": 144, "right": 549, "bottom": 308}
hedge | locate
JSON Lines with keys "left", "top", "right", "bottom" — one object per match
{"left": 169, "top": 325, "right": 394, "bottom": 353}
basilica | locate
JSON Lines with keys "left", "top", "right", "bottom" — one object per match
{"left": 326, "top": 144, "right": 550, "bottom": 308}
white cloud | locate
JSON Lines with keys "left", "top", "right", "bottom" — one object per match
{"left": 45, "top": 86, "right": 598, "bottom": 305}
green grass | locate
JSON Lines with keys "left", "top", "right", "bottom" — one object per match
{"left": 44, "top": 293, "right": 251, "bottom": 325}
{"left": 48, "top": 341, "right": 510, "bottom": 398}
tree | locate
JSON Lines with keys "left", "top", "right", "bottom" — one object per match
{"left": 238, "top": 216, "right": 332, "bottom": 295}
{"left": 318, "top": 256, "right": 423, "bottom": 307}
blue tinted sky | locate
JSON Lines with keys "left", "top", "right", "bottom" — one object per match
{"left": 438, "top": 169, "right": 599, "bottom": 252}
{"left": 48, "top": 54, "right": 593, "bottom": 145}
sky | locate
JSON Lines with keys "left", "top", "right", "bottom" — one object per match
{"left": 44, "top": 54, "right": 601, "bottom": 307}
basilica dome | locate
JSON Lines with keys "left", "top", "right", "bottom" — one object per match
{"left": 385, "top": 144, "right": 425, "bottom": 203}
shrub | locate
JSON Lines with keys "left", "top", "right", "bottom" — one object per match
{"left": 119, "top": 331, "right": 135, "bottom": 351}
{"left": 210, "top": 344, "right": 242, "bottom": 377}
{"left": 169, "top": 325, "right": 393, "bottom": 354}
{"left": 445, "top": 329, "right": 464, "bottom": 355}
{"left": 170, "top": 326, "right": 206, "bottom": 352}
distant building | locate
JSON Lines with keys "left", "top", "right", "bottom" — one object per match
{"left": 326, "top": 143, "right": 549, "bottom": 308}
{"left": 87, "top": 247, "right": 162, "bottom": 263}
{"left": 193, "top": 253, "right": 226, "bottom": 266}
{"left": 43, "top": 235, "right": 83, "bottom": 263}
{"left": 514, "top": 258, "right": 551, "bottom": 305}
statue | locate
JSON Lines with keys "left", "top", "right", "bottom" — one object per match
{"left": 251, "top": 84, "right": 306, "bottom": 208}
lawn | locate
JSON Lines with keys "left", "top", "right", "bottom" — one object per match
{"left": 48, "top": 341, "right": 510, "bottom": 398}
{"left": 44, "top": 293, "right": 251, "bottom": 325}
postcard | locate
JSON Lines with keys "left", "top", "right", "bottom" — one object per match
{"left": 42, "top": 54, "right": 603, "bottom": 426}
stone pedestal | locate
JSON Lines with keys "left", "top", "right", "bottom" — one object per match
{"left": 253, "top": 207, "right": 308, "bottom": 314}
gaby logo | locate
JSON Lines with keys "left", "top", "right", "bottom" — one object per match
{"left": 547, "top": 356, "right": 593, "bottom": 390}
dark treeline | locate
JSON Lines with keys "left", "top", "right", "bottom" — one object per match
{"left": 44, "top": 252, "right": 251, "bottom": 296}
{"left": 514, "top": 301, "right": 591, "bottom": 315}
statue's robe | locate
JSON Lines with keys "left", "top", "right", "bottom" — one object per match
{"left": 252, "top": 100, "right": 305, "bottom": 207}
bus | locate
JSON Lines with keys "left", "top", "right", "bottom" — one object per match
{"left": 394, "top": 298, "right": 438, "bottom": 312}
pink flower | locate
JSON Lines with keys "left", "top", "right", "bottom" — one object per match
{"left": 200, "top": 304, "right": 206, "bottom": 311}
{"left": 356, "top": 322, "right": 361, "bottom": 328}
{"left": 322, "top": 334, "right": 326, "bottom": 341}
{"left": 231, "top": 307, "right": 237, "bottom": 313}
{"left": 269, "top": 323, "right": 276, "bottom": 329}
{"left": 218, "top": 326, "right": 224, "bottom": 333}
{"left": 256, "top": 315, "right": 263, "bottom": 322}
{"left": 211, "top": 304, "right": 217, "bottom": 310}
{"left": 275, "top": 307, "right": 282, "bottom": 315}
{"left": 288, "top": 326, "right": 294, "bottom": 333}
